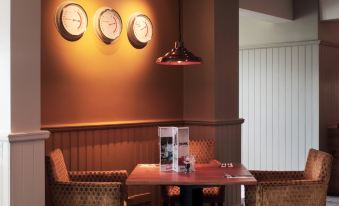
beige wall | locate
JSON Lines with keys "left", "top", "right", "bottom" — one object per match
{"left": 240, "top": 0, "right": 293, "bottom": 20}
{"left": 240, "top": 0, "right": 318, "bottom": 47}
{"left": 42, "top": 0, "right": 182, "bottom": 126}
{"left": 0, "top": 0, "right": 11, "bottom": 133}
{"left": 320, "top": 0, "right": 339, "bottom": 20}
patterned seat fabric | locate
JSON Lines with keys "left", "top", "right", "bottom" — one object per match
{"left": 46, "top": 149, "right": 151, "bottom": 206}
{"left": 245, "top": 149, "right": 333, "bottom": 206}
{"left": 161, "top": 139, "right": 225, "bottom": 205}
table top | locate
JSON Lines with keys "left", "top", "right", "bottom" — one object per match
{"left": 126, "top": 163, "right": 257, "bottom": 186}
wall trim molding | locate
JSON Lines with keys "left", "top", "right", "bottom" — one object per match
{"left": 240, "top": 40, "right": 320, "bottom": 50}
{"left": 320, "top": 40, "right": 339, "bottom": 49}
{"left": 0, "top": 133, "right": 10, "bottom": 142}
{"left": 8, "top": 131, "right": 50, "bottom": 143}
{"left": 184, "top": 119, "right": 245, "bottom": 126}
{"left": 41, "top": 119, "right": 245, "bottom": 132}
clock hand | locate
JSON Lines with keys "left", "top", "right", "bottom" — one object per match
{"left": 63, "top": 18, "right": 80, "bottom": 22}
{"left": 113, "top": 17, "right": 118, "bottom": 33}
{"left": 145, "top": 26, "right": 149, "bottom": 37}
{"left": 77, "top": 12, "right": 82, "bottom": 29}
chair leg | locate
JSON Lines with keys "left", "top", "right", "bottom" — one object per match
{"left": 163, "top": 201, "right": 177, "bottom": 206}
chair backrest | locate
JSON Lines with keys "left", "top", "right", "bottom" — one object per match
{"left": 189, "top": 139, "right": 215, "bottom": 163}
{"left": 304, "top": 148, "right": 333, "bottom": 183}
{"left": 47, "top": 149, "right": 70, "bottom": 182}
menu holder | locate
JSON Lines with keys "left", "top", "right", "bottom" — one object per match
{"left": 158, "top": 127, "right": 190, "bottom": 172}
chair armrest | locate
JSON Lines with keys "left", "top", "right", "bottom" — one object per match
{"left": 69, "top": 170, "right": 128, "bottom": 182}
{"left": 252, "top": 180, "right": 328, "bottom": 205}
{"left": 259, "top": 179, "right": 323, "bottom": 186}
{"left": 250, "top": 170, "right": 304, "bottom": 181}
{"left": 51, "top": 181, "right": 123, "bottom": 206}
{"left": 209, "top": 159, "right": 221, "bottom": 166}
{"left": 127, "top": 193, "right": 152, "bottom": 206}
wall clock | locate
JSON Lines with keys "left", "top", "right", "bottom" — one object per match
{"left": 55, "top": 2, "right": 88, "bottom": 41}
{"left": 127, "top": 13, "right": 153, "bottom": 49}
{"left": 94, "top": 7, "right": 123, "bottom": 44}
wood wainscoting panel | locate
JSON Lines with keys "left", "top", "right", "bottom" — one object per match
{"left": 44, "top": 119, "right": 243, "bottom": 206}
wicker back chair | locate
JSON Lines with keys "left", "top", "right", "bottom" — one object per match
{"left": 46, "top": 149, "right": 151, "bottom": 206}
{"left": 245, "top": 148, "right": 333, "bottom": 206}
{"left": 161, "top": 139, "right": 225, "bottom": 206}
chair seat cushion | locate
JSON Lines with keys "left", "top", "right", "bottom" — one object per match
{"left": 167, "top": 186, "right": 221, "bottom": 197}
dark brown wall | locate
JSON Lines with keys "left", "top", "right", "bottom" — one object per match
{"left": 42, "top": 0, "right": 182, "bottom": 126}
{"left": 319, "top": 43, "right": 339, "bottom": 151}
{"left": 183, "top": 0, "right": 239, "bottom": 121}
{"left": 319, "top": 20, "right": 339, "bottom": 151}
{"left": 182, "top": 1, "right": 242, "bottom": 205}
{"left": 319, "top": 21, "right": 339, "bottom": 45}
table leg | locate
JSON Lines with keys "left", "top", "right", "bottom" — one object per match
{"left": 180, "top": 186, "right": 203, "bottom": 206}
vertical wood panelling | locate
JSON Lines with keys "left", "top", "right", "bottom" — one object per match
{"left": 285, "top": 47, "right": 292, "bottom": 170}
{"left": 266, "top": 48, "right": 273, "bottom": 170}
{"left": 312, "top": 45, "right": 319, "bottom": 150}
{"left": 240, "top": 41, "right": 319, "bottom": 171}
{"left": 0, "top": 140, "right": 10, "bottom": 206}
{"left": 10, "top": 135, "right": 47, "bottom": 206}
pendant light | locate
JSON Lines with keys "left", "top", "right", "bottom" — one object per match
{"left": 156, "top": 0, "right": 202, "bottom": 66}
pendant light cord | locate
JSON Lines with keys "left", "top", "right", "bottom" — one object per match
{"left": 178, "top": 0, "right": 182, "bottom": 42}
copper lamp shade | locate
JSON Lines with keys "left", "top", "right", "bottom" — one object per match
{"left": 156, "top": 41, "right": 202, "bottom": 65}
{"left": 156, "top": 0, "right": 202, "bottom": 66}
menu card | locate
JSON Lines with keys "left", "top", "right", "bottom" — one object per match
{"left": 173, "top": 127, "right": 189, "bottom": 172}
{"left": 158, "top": 127, "right": 175, "bottom": 171}
{"left": 158, "top": 127, "right": 189, "bottom": 172}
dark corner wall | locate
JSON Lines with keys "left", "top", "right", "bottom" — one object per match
{"left": 319, "top": 19, "right": 339, "bottom": 151}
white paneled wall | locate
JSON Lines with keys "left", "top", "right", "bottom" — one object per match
{"left": 9, "top": 132, "right": 49, "bottom": 206}
{"left": 0, "top": 132, "right": 49, "bottom": 206}
{"left": 239, "top": 41, "right": 319, "bottom": 171}
{"left": 0, "top": 138, "right": 10, "bottom": 206}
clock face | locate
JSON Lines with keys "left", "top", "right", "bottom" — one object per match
{"left": 128, "top": 13, "right": 153, "bottom": 48}
{"left": 56, "top": 2, "right": 88, "bottom": 41}
{"left": 94, "top": 7, "right": 122, "bottom": 44}
{"left": 133, "top": 15, "right": 153, "bottom": 43}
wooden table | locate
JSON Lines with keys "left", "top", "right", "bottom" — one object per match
{"left": 127, "top": 163, "right": 257, "bottom": 206}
